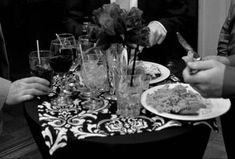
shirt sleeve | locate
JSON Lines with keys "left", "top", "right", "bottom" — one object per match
{"left": 218, "top": 0, "right": 235, "bottom": 56}
{"left": 227, "top": 54, "right": 235, "bottom": 66}
{"left": 0, "top": 77, "right": 11, "bottom": 110}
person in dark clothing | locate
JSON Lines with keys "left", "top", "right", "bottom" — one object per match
{"left": 63, "top": 0, "right": 198, "bottom": 74}
{"left": 0, "top": 23, "right": 50, "bottom": 135}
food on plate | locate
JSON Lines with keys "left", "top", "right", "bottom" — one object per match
{"left": 135, "top": 61, "right": 161, "bottom": 79}
{"left": 144, "top": 63, "right": 161, "bottom": 79}
{"left": 145, "top": 84, "right": 207, "bottom": 115}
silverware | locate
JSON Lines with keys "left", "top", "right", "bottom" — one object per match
{"left": 176, "top": 32, "right": 201, "bottom": 74}
{"left": 176, "top": 32, "right": 201, "bottom": 61}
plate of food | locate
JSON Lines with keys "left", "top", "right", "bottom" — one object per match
{"left": 134, "top": 61, "right": 170, "bottom": 84}
{"left": 141, "top": 83, "right": 231, "bottom": 121}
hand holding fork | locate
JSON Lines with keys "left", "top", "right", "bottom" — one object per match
{"left": 176, "top": 32, "right": 201, "bottom": 74}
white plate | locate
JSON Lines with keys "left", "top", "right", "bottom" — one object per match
{"left": 141, "top": 83, "right": 231, "bottom": 121}
{"left": 141, "top": 61, "right": 170, "bottom": 84}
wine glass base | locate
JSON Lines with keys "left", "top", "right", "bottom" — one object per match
{"left": 82, "top": 98, "right": 104, "bottom": 111}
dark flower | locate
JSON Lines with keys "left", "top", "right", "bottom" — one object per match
{"left": 125, "top": 7, "right": 144, "bottom": 30}
{"left": 91, "top": 3, "right": 150, "bottom": 50}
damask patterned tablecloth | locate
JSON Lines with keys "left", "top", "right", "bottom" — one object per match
{"left": 37, "top": 73, "right": 216, "bottom": 155}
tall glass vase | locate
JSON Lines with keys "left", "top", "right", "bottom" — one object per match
{"left": 104, "top": 43, "right": 128, "bottom": 98}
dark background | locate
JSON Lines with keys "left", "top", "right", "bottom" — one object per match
{"left": 0, "top": 0, "right": 198, "bottom": 81}
{"left": 0, "top": 0, "right": 66, "bottom": 80}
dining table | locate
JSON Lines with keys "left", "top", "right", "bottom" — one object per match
{"left": 23, "top": 61, "right": 218, "bottom": 159}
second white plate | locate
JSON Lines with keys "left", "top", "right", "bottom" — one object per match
{"left": 141, "top": 83, "right": 231, "bottom": 121}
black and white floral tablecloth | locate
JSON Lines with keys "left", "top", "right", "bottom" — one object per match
{"left": 38, "top": 73, "right": 216, "bottom": 155}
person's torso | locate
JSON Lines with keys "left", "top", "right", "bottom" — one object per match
{"left": 81, "top": 0, "right": 167, "bottom": 23}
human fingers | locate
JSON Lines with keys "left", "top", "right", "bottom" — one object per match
{"left": 155, "top": 29, "right": 166, "bottom": 44}
{"left": 18, "top": 94, "right": 34, "bottom": 102}
{"left": 202, "top": 56, "right": 230, "bottom": 65}
{"left": 6, "top": 93, "right": 34, "bottom": 105}
{"left": 202, "top": 55, "right": 217, "bottom": 61}
{"left": 148, "top": 28, "right": 166, "bottom": 46}
{"left": 147, "top": 21, "right": 167, "bottom": 46}
{"left": 182, "top": 66, "right": 195, "bottom": 83}
{"left": 182, "top": 66, "right": 207, "bottom": 84}
{"left": 187, "top": 60, "right": 216, "bottom": 71}
{"left": 23, "top": 88, "right": 49, "bottom": 96}
{"left": 148, "top": 31, "right": 155, "bottom": 47}
{"left": 25, "top": 83, "right": 50, "bottom": 93}
{"left": 21, "top": 77, "right": 50, "bottom": 86}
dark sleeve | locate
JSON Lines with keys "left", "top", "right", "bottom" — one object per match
{"left": 222, "top": 65, "right": 235, "bottom": 98}
{"left": 158, "top": 0, "right": 196, "bottom": 34}
{"left": 62, "top": 0, "right": 86, "bottom": 36}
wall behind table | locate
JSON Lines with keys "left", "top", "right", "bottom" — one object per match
{"left": 198, "top": 0, "right": 230, "bottom": 57}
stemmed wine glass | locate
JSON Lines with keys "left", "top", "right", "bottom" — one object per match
{"left": 50, "top": 39, "right": 74, "bottom": 74}
{"left": 56, "top": 33, "right": 81, "bottom": 71}
{"left": 49, "top": 38, "right": 74, "bottom": 106}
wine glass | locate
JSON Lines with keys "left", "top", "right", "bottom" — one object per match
{"left": 78, "top": 35, "right": 96, "bottom": 51}
{"left": 56, "top": 33, "right": 81, "bottom": 71}
{"left": 49, "top": 38, "right": 74, "bottom": 106}
{"left": 80, "top": 47, "right": 108, "bottom": 109}
{"left": 50, "top": 38, "right": 74, "bottom": 75}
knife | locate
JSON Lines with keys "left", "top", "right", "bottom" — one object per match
{"left": 176, "top": 32, "right": 201, "bottom": 60}
{"left": 176, "top": 32, "right": 201, "bottom": 74}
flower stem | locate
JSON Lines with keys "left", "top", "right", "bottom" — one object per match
{"left": 130, "top": 45, "right": 139, "bottom": 86}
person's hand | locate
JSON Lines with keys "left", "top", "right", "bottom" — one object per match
{"left": 202, "top": 55, "right": 230, "bottom": 65}
{"left": 183, "top": 60, "right": 225, "bottom": 98}
{"left": 5, "top": 77, "right": 50, "bottom": 105}
{"left": 147, "top": 21, "right": 167, "bottom": 47}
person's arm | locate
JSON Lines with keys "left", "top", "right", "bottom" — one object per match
{"left": 222, "top": 65, "right": 235, "bottom": 97}
{"left": 0, "top": 77, "right": 11, "bottom": 110}
{"left": 228, "top": 54, "right": 235, "bottom": 66}
{"left": 158, "top": 0, "right": 190, "bottom": 34}
{"left": 148, "top": 0, "right": 196, "bottom": 47}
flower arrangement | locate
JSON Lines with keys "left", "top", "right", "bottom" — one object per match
{"left": 84, "top": 3, "right": 150, "bottom": 96}
{"left": 89, "top": 3, "right": 150, "bottom": 50}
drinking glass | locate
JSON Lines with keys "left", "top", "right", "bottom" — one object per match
{"left": 49, "top": 39, "right": 75, "bottom": 107}
{"left": 28, "top": 50, "right": 53, "bottom": 82}
{"left": 56, "top": 33, "right": 81, "bottom": 71}
{"left": 50, "top": 38, "right": 74, "bottom": 75}
{"left": 80, "top": 47, "right": 108, "bottom": 109}
{"left": 116, "top": 65, "right": 150, "bottom": 118}
{"left": 78, "top": 35, "right": 96, "bottom": 52}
